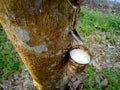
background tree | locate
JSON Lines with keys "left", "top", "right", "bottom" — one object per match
{"left": 0, "top": 0, "right": 83, "bottom": 90}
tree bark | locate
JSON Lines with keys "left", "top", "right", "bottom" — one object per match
{"left": 0, "top": 0, "right": 82, "bottom": 90}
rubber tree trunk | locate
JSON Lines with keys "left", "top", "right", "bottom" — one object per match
{"left": 0, "top": 0, "right": 82, "bottom": 90}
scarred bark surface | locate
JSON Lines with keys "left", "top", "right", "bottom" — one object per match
{"left": 0, "top": 0, "right": 82, "bottom": 90}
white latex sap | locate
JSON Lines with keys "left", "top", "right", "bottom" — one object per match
{"left": 70, "top": 49, "right": 90, "bottom": 64}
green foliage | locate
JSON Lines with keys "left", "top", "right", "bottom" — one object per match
{"left": 83, "top": 66, "right": 120, "bottom": 90}
{"left": 0, "top": 29, "right": 22, "bottom": 83}
{"left": 77, "top": 7, "right": 120, "bottom": 38}
{"left": 102, "top": 68, "right": 120, "bottom": 90}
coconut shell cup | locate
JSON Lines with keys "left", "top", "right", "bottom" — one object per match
{"left": 67, "top": 45, "right": 91, "bottom": 75}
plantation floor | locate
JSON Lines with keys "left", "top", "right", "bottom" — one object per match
{"left": 85, "top": 30, "right": 120, "bottom": 70}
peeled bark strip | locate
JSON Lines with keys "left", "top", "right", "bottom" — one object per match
{"left": 0, "top": 0, "right": 83, "bottom": 90}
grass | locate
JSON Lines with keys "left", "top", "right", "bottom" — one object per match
{"left": 0, "top": 26, "right": 22, "bottom": 83}
{"left": 83, "top": 66, "right": 120, "bottom": 90}
{"left": 76, "top": 7, "right": 120, "bottom": 90}
{"left": 0, "top": 6, "right": 120, "bottom": 89}
{"left": 77, "top": 7, "right": 120, "bottom": 43}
